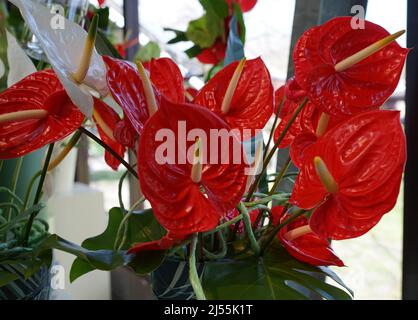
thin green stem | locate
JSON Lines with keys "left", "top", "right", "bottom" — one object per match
{"left": 204, "top": 214, "right": 243, "bottom": 236}
{"left": 237, "top": 202, "right": 260, "bottom": 255}
{"left": 114, "top": 197, "right": 145, "bottom": 251}
{"left": 203, "top": 231, "right": 227, "bottom": 260}
{"left": 268, "top": 156, "right": 291, "bottom": 196}
{"left": 189, "top": 233, "right": 206, "bottom": 300}
{"left": 79, "top": 127, "right": 138, "bottom": 179}
{"left": 264, "top": 95, "right": 285, "bottom": 161}
{"left": 259, "top": 208, "right": 307, "bottom": 255}
{"left": 8, "top": 157, "right": 23, "bottom": 220}
{"left": 22, "top": 143, "right": 55, "bottom": 245}
{"left": 246, "top": 97, "right": 308, "bottom": 202}
{"left": 22, "top": 170, "right": 42, "bottom": 210}
{"left": 118, "top": 170, "right": 129, "bottom": 213}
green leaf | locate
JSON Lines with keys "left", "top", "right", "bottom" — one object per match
{"left": 135, "top": 41, "right": 161, "bottom": 63}
{"left": 0, "top": 270, "right": 19, "bottom": 287}
{"left": 199, "top": 0, "right": 230, "bottom": 19}
{"left": 95, "top": 29, "right": 123, "bottom": 59}
{"left": 128, "top": 250, "right": 166, "bottom": 275}
{"left": 185, "top": 45, "right": 203, "bottom": 58}
{"left": 94, "top": 7, "right": 110, "bottom": 30}
{"left": 186, "top": 13, "right": 222, "bottom": 48}
{"left": 70, "top": 207, "right": 166, "bottom": 281}
{"left": 203, "top": 244, "right": 353, "bottom": 300}
{"left": 164, "top": 28, "right": 188, "bottom": 44}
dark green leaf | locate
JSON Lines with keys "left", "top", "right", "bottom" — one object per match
{"left": 128, "top": 250, "right": 166, "bottom": 275}
{"left": 185, "top": 45, "right": 203, "bottom": 58}
{"left": 94, "top": 7, "right": 110, "bottom": 30}
{"left": 70, "top": 207, "right": 166, "bottom": 281}
{"left": 200, "top": 0, "right": 230, "bottom": 19}
{"left": 203, "top": 244, "right": 353, "bottom": 300}
{"left": 0, "top": 270, "right": 19, "bottom": 287}
{"left": 164, "top": 28, "right": 188, "bottom": 44}
{"left": 95, "top": 30, "right": 123, "bottom": 59}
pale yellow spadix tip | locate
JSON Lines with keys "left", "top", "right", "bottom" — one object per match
{"left": 335, "top": 30, "right": 405, "bottom": 72}
{"left": 71, "top": 15, "right": 99, "bottom": 83}
{"left": 221, "top": 58, "right": 247, "bottom": 115}
{"left": 315, "top": 113, "right": 330, "bottom": 138}
{"left": 191, "top": 138, "right": 203, "bottom": 184}
{"left": 0, "top": 109, "right": 47, "bottom": 124}
{"left": 93, "top": 108, "right": 115, "bottom": 141}
{"left": 284, "top": 225, "right": 312, "bottom": 241}
{"left": 314, "top": 156, "right": 338, "bottom": 194}
{"left": 136, "top": 61, "right": 158, "bottom": 116}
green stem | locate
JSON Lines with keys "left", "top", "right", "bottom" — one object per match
{"left": 203, "top": 231, "right": 227, "bottom": 260}
{"left": 203, "top": 214, "right": 243, "bottom": 236}
{"left": 118, "top": 170, "right": 129, "bottom": 213}
{"left": 259, "top": 208, "right": 307, "bottom": 255}
{"left": 189, "top": 233, "right": 206, "bottom": 300}
{"left": 268, "top": 156, "right": 291, "bottom": 196}
{"left": 246, "top": 97, "right": 308, "bottom": 202}
{"left": 264, "top": 95, "right": 285, "bottom": 161}
{"left": 114, "top": 197, "right": 145, "bottom": 251}
{"left": 237, "top": 202, "right": 260, "bottom": 255}
{"left": 8, "top": 157, "right": 23, "bottom": 220}
{"left": 79, "top": 127, "right": 138, "bottom": 179}
{"left": 22, "top": 143, "right": 55, "bottom": 245}
{"left": 22, "top": 170, "right": 42, "bottom": 210}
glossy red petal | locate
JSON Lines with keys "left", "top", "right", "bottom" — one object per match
{"left": 194, "top": 58, "right": 273, "bottom": 139}
{"left": 284, "top": 77, "right": 307, "bottom": 104}
{"left": 271, "top": 205, "right": 285, "bottom": 225}
{"left": 278, "top": 215, "right": 344, "bottom": 267}
{"left": 128, "top": 233, "right": 187, "bottom": 254}
{"left": 113, "top": 117, "right": 137, "bottom": 149}
{"left": 147, "top": 58, "right": 185, "bottom": 104}
{"left": 294, "top": 17, "right": 408, "bottom": 117}
{"left": 138, "top": 98, "right": 248, "bottom": 235}
{"left": 291, "top": 110, "right": 406, "bottom": 240}
{"left": 273, "top": 100, "right": 319, "bottom": 148}
{"left": 290, "top": 132, "right": 317, "bottom": 169}
{"left": 93, "top": 99, "right": 126, "bottom": 171}
{"left": 196, "top": 40, "right": 227, "bottom": 65}
{"left": 0, "top": 70, "right": 84, "bottom": 159}
{"left": 103, "top": 56, "right": 150, "bottom": 134}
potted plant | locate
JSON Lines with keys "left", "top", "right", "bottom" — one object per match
{"left": 0, "top": 0, "right": 408, "bottom": 300}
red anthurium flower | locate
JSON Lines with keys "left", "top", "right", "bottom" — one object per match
{"left": 290, "top": 110, "right": 406, "bottom": 240}
{"left": 145, "top": 58, "right": 185, "bottom": 104}
{"left": 0, "top": 70, "right": 84, "bottom": 159}
{"left": 104, "top": 56, "right": 185, "bottom": 135}
{"left": 226, "top": 0, "right": 257, "bottom": 12}
{"left": 137, "top": 98, "right": 248, "bottom": 235}
{"left": 271, "top": 205, "right": 285, "bottom": 225}
{"left": 104, "top": 56, "right": 155, "bottom": 134}
{"left": 197, "top": 40, "right": 227, "bottom": 65}
{"left": 114, "top": 117, "right": 137, "bottom": 150}
{"left": 278, "top": 214, "right": 344, "bottom": 267}
{"left": 194, "top": 58, "right": 273, "bottom": 140}
{"left": 128, "top": 233, "right": 187, "bottom": 254}
{"left": 273, "top": 79, "right": 320, "bottom": 148}
{"left": 93, "top": 99, "right": 126, "bottom": 171}
{"left": 294, "top": 17, "right": 408, "bottom": 117}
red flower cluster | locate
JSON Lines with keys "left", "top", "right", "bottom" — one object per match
{"left": 270, "top": 17, "right": 408, "bottom": 265}
{"left": 0, "top": 17, "right": 408, "bottom": 269}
